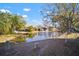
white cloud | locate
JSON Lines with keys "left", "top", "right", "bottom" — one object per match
{"left": 22, "top": 15, "right": 28, "bottom": 18}
{"left": 23, "top": 8, "right": 31, "bottom": 12}
{"left": 0, "top": 9, "right": 11, "bottom": 13}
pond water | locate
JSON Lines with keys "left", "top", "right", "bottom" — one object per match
{"left": 7, "top": 31, "right": 61, "bottom": 43}
{"left": 26, "top": 31, "right": 60, "bottom": 42}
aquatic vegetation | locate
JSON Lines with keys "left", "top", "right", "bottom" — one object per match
{"left": 10, "top": 33, "right": 36, "bottom": 42}
{"left": 11, "top": 36, "right": 26, "bottom": 42}
{"left": 27, "top": 33, "right": 36, "bottom": 38}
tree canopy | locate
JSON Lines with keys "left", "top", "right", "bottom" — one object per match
{"left": 0, "top": 12, "right": 26, "bottom": 34}
{"left": 41, "top": 3, "right": 79, "bottom": 33}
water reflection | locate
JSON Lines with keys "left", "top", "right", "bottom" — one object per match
{"left": 26, "top": 32, "right": 60, "bottom": 42}
{"left": 3, "top": 32, "right": 60, "bottom": 43}
{"left": 11, "top": 33, "right": 36, "bottom": 43}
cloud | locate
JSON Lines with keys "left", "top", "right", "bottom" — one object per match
{"left": 22, "top": 15, "right": 28, "bottom": 18}
{"left": 0, "top": 9, "right": 11, "bottom": 13}
{"left": 23, "top": 8, "right": 31, "bottom": 12}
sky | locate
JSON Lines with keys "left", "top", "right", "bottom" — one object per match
{"left": 0, "top": 3, "right": 45, "bottom": 26}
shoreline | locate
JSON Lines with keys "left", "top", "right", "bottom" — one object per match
{"left": 0, "top": 32, "right": 79, "bottom": 43}
{"left": 0, "top": 31, "right": 38, "bottom": 43}
{"left": 0, "top": 34, "right": 22, "bottom": 43}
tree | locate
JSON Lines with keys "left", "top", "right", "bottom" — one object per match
{"left": 0, "top": 12, "right": 26, "bottom": 34}
{"left": 41, "top": 3, "right": 79, "bottom": 33}
{"left": 11, "top": 15, "right": 26, "bottom": 31}
{"left": 26, "top": 26, "right": 35, "bottom": 32}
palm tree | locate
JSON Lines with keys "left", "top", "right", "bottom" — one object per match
{"left": 0, "top": 12, "right": 26, "bottom": 34}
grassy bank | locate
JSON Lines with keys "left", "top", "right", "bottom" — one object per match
{"left": 0, "top": 31, "right": 79, "bottom": 43}
{"left": 0, "top": 34, "right": 21, "bottom": 43}
{"left": 58, "top": 33, "right": 79, "bottom": 39}
{"left": 0, "top": 31, "right": 38, "bottom": 43}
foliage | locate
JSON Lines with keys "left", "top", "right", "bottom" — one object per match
{"left": 27, "top": 33, "right": 36, "bottom": 38}
{"left": 41, "top": 3, "right": 79, "bottom": 33}
{"left": 0, "top": 12, "right": 26, "bottom": 34}
{"left": 26, "top": 26, "right": 35, "bottom": 32}
{"left": 74, "top": 22, "right": 79, "bottom": 31}
{"left": 11, "top": 36, "right": 26, "bottom": 42}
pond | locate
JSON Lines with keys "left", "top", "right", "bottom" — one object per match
{"left": 26, "top": 31, "right": 60, "bottom": 42}
{"left": 10, "top": 31, "right": 60, "bottom": 43}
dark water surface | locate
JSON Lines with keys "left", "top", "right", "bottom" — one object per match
{"left": 0, "top": 32, "right": 79, "bottom": 56}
